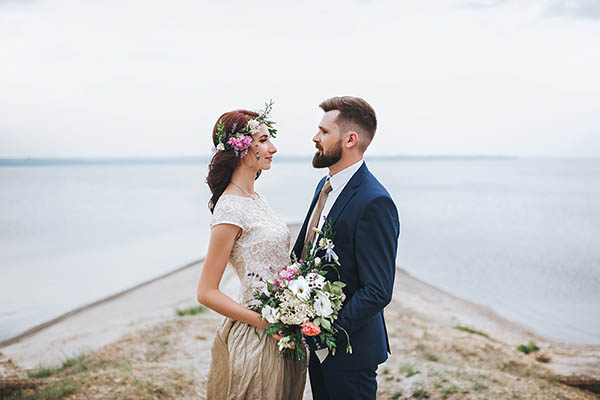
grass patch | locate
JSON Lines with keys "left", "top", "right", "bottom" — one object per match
{"left": 27, "top": 367, "right": 53, "bottom": 379}
{"left": 517, "top": 341, "right": 539, "bottom": 354}
{"left": 28, "top": 354, "right": 87, "bottom": 378}
{"left": 176, "top": 305, "right": 207, "bottom": 316}
{"left": 414, "top": 343, "right": 438, "bottom": 361}
{"left": 400, "top": 362, "right": 420, "bottom": 377}
{"left": 441, "top": 384, "right": 458, "bottom": 396}
{"left": 23, "top": 379, "right": 77, "bottom": 400}
{"left": 390, "top": 390, "right": 403, "bottom": 399}
{"left": 412, "top": 388, "right": 430, "bottom": 398}
{"left": 453, "top": 325, "right": 489, "bottom": 338}
{"left": 472, "top": 382, "right": 488, "bottom": 391}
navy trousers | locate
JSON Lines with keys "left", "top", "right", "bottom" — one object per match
{"left": 308, "top": 352, "right": 378, "bottom": 400}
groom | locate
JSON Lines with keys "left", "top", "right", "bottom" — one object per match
{"left": 293, "top": 96, "right": 400, "bottom": 399}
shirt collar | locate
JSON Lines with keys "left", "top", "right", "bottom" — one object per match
{"left": 327, "top": 159, "right": 364, "bottom": 192}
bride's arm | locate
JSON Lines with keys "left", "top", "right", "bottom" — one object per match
{"left": 196, "top": 223, "right": 269, "bottom": 330}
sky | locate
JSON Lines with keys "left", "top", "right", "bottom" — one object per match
{"left": 1, "top": 0, "right": 599, "bottom": 158}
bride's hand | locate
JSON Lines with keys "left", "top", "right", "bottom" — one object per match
{"left": 271, "top": 330, "right": 295, "bottom": 349}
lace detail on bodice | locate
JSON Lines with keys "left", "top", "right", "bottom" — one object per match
{"left": 211, "top": 194, "right": 290, "bottom": 308}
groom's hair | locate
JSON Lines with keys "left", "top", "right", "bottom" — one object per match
{"left": 319, "top": 96, "right": 377, "bottom": 152}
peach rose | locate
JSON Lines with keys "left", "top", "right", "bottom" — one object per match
{"left": 301, "top": 321, "right": 321, "bottom": 337}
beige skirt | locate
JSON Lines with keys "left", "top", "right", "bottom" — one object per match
{"left": 206, "top": 318, "right": 307, "bottom": 400}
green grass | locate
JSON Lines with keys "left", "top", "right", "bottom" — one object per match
{"left": 472, "top": 382, "right": 488, "bottom": 391}
{"left": 27, "top": 367, "right": 53, "bottom": 379}
{"left": 391, "top": 390, "right": 403, "bottom": 399}
{"left": 441, "top": 384, "right": 458, "bottom": 396}
{"left": 400, "top": 363, "right": 420, "bottom": 377}
{"left": 24, "top": 379, "right": 76, "bottom": 400}
{"left": 412, "top": 388, "right": 430, "bottom": 398}
{"left": 453, "top": 325, "right": 489, "bottom": 338}
{"left": 414, "top": 343, "right": 438, "bottom": 361}
{"left": 175, "top": 305, "right": 207, "bottom": 316}
{"left": 28, "top": 354, "right": 87, "bottom": 378}
{"left": 517, "top": 341, "right": 539, "bottom": 354}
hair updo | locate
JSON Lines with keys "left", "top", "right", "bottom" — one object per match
{"left": 206, "top": 109, "right": 260, "bottom": 213}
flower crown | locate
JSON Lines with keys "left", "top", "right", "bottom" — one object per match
{"left": 214, "top": 100, "right": 278, "bottom": 158}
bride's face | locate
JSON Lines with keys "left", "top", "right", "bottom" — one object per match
{"left": 242, "top": 124, "right": 277, "bottom": 170}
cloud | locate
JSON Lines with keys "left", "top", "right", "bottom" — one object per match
{"left": 544, "top": 0, "right": 600, "bottom": 20}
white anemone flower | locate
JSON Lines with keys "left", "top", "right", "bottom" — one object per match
{"left": 314, "top": 257, "right": 321, "bottom": 267}
{"left": 314, "top": 292, "right": 334, "bottom": 317}
{"left": 278, "top": 336, "right": 294, "bottom": 351}
{"left": 306, "top": 272, "right": 326, "bottom": 289}
{"left": 216, "top": 143, "right": 225, "bottom": 151}
{"left": 288, "top": 276, "right": 311, "bottom": 301}
{"left": 261, "top": 305, "right": 279, "bottom": 324}
{"left": 289, "top": 262, "right": 302, "bottom": 270}
{"left": 260, "top": 281, "right": 271, "bottom": 296}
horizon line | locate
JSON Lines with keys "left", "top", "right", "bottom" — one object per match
{"left": 1, "top": 154, "right": 598, "bottom": 166}
{"left": 0, "top": 154, "right": 521, "bottom": 166}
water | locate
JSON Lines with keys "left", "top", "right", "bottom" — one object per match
{"left": 1, "top": 158, "right": 599, "bottom": 343}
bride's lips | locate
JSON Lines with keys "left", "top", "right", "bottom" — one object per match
{"left": 265, "top": 156, "right": 273, "bottom": 161}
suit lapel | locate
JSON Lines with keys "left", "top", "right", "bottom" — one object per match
{"left": 295, "top": 163, "right": 369, "bottom": 256}
{"left": 324, "top": 163, "right": 369, "bottom": 228}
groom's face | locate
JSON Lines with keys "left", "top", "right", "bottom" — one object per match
{"left": 312, "top": 110, "right": 343, "bottom": 169}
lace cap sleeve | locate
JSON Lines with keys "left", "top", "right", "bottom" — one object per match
{"left": 210, "top": 195, "right": 246, "bottom": 232}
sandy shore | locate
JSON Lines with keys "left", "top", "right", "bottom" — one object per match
{"left": 1, "top": 223, "right": 599, "bottom": 398}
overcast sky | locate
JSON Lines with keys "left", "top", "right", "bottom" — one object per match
{"left": 1, "top": 0, "right": 599, "bottom": 158}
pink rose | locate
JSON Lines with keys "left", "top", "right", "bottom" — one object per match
{"left": 301, "top": 322, "right": 321, "bottom": 337}
{"left": 277, "top": 266, "right": 300, "bottom": 282}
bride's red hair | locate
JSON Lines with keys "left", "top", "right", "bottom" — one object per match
{"left": 206, "top": 110, "right": 260, "bottom": 213}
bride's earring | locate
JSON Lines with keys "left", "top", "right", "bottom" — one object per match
{"left": 256, "top": 151, "right": 260, "bottom": 160}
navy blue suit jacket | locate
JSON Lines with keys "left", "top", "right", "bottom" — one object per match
{"left": 292, "top": 162, "right": 400, "bottom": 370}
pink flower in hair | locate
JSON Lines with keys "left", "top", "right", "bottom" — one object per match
{"left": 227, "top": 135, "right": 253, "bottom": 152}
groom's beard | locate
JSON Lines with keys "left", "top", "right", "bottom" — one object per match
{"left": 312, "top": 140, "right": 343, "bottom": 168}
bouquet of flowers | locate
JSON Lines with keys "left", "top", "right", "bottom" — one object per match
{"left": 252, "top": 219, "right": 352, "bottom": 362}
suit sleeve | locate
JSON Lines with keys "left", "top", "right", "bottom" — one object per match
{"left": 336, "top": 195, "right": 400, "bottom": 336}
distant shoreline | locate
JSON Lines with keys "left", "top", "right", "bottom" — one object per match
{"left": 0, "top": 155, "right": 524, "bottom": 167}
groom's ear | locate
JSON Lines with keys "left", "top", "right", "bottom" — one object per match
{"left": 345, "top": 131, "right": 359, "bottom": 149}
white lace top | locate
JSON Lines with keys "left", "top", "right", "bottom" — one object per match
{"left": 211, "top": 194, "right": 290, "bottom": 307}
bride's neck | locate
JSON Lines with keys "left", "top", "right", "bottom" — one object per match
{"left": 230, "top": 165, "right": 257, "bottom": 194}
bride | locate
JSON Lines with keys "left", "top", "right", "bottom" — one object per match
{"left": 196, "top": 103, "right": 307, "bottom": 399}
